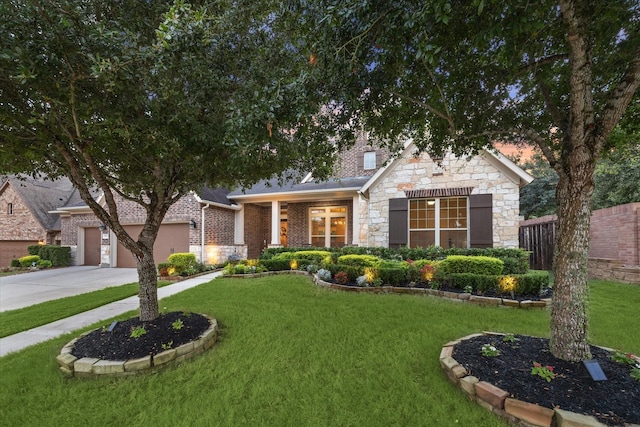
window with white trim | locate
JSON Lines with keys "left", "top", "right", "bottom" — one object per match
{"left": 363, "top": 151, "right": 376, "bottom": 170}
{"left": 309, "top": 206, "right": 347, "bottom": 247}
{"left": 409, "top": 197, "right": 468, "bottom": 248}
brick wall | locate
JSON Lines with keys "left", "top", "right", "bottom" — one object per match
{"left": 0, "top": 183, "right": 47, "bottom": 241}
{"left": 244, "top": 204, "right": 270, "bottom": 259}
{"left": 333, "top": 133, "right": 390, "bottom": 178}
{"left": 287, "top": 199, "right": 353, "bottom": 247}
{"left": 588, "top": 202, "right": 640, "bottom": 266}
{"left": 203, "top": 206, "right": 235, "bottom": 245}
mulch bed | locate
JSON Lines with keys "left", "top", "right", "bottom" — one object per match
{"left": 71, "top": 311, "right": 210, "bottom": 360}
{"left": 452, "top": 334, "right": 640, "bottom": 426}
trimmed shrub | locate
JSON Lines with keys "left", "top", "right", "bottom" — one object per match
{"left": 378, "top": 267, "right": 407, "bottom": 286}
{"left": 167, "top": 253, "right": 196, "bottom": 275}
{"left": 446, "top": 273, "right": 499, "bottom": 292}
{"left": 437, "top": 255, "right": 504, "bottom": 276}
{"left": 325, "top": 264, "right": 362, "bottom": 282}
{"left": 36, "top": 259, "right": 52, "bottom": 268}
{"left": 26, "top": 245, "right": 72, "bottom": 266}
{"left": 292, "top": 250, "right": 332, "bottom": 266}
{"left": 336, "top": 254, "right": 380, "bottom": 268}
{"left": 514, "top": 270, "right": 550, "bottom": 295}
{"left": 272, "top": 252, "right": 298, "bottom": 260}
{"left": 18, "top": 255, "right": 40, "bottom": 267}
{"left": 10, "top": 259, "right": 20, "bottom": 268}
{"left": 39, "top": 245, "right": 71, "bottom": 267}
{"left": 501, "top": 256, "right": 529, "bottom": 275}
{"left": 27, "top": 245, "right": 41, "bottom": 256}
{"left": 260, "top": 259, "right": 291, "bottom": 271}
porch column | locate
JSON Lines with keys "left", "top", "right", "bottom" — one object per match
{"left": 352, "top": 194, "right": 361, "bottom": 246}
{"left": 270, "top": 200, "right": 281, "bottom": 246}
{"left": 234, "top": 205, "right": 245, "bottom": 245}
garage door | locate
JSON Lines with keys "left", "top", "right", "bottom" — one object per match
{"left": 84, "top": 227, "right": 101, "bottom": 266}
{"left": 0, "top": 240, "right": 39, "bottom": 268}
{"left": 117, "top": 224, "right": 189, "bottom": 268}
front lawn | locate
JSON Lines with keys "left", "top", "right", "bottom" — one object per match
{"left": 0, "top": 275, "right": 637, "bottom": 426}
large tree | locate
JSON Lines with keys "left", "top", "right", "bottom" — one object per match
{"left": 0, "top": 0, "right": 344, "bottom": 321}
{"left": 294, "top": 0, "right": 640, "bottom": 361}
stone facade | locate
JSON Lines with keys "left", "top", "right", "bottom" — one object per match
{"left": 364, "top": 150, "right": 522, "bottom": 248}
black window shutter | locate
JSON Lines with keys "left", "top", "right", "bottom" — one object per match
{"left": 469, "top": 194, "right": 493, "bottom": 248}
{"left": 388, "top": 198, "right": 408, "bottom": 248}
{"left": 357, "top": 152, "right": 364, "bottom": 169}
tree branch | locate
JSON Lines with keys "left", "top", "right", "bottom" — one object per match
{"left": 597, "top": 44, "right": 640, "bottom": 150}
{"left": 381, "top": 88, "right": 455, "bottom": 133}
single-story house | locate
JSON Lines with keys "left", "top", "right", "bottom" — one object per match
{"left": 50, "top": 136, "right": 532, "bottom": 267}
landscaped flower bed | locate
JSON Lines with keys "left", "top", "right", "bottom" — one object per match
{"left": 222, "top": 246, "right": 552, "bottom": 301}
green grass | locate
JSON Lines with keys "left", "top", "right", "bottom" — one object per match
{"left": 0, "top": 281, "right": 171, "bottom": 338}
{"left": 0, "top": 275, "right": 638, "bottom": 427}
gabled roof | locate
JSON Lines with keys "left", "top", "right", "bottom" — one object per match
{"left": 359, "top": 142, "right": 533, "bottom": 195}
{"left": 2, "top": 175, "right": 77, "bottom": 230}
{"left": 227, "top": 141, "right": 533, "bottom": 204}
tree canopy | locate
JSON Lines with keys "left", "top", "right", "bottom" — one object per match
{"left": 291, "top": 0, "right": 640, "bottom": 361}
{"left": 0, "top": 0, "right": 346, "bottom": 320}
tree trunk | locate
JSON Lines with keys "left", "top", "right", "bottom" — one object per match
{"left": 549, "top": 154, "right": 595, "bottom": 361}
{"left": 136, "top": 245, "right": 159, "bottom": 322}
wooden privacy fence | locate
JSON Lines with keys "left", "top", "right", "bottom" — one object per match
{"left": 519, "top": 215, "right": 557, "bottom": 270}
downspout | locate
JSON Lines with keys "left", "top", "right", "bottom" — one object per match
{"left": 201, "top": 204, "right": 209, "bottom": 263}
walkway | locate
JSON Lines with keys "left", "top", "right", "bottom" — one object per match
{"left": 0, "top": 271, "right": 221, "bottom": 357}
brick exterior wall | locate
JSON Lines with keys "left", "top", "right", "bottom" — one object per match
{"left": 333, "top": 133, "right": 391, "bottom": 178}
{"left": 365, "top": 151, "right": 522, "bottom": 248}
{"left": 519, "top": 202, "right": 640, "bottom": 284}
{"left": 59, "top": 191, "right": 243, "bottom": 266}
{"left": 244, "top": 203, "right": 270, "bottom": 259}
{"left": 588, "top": 202, "right": 640, "bottom": 266}
{"left": 0, "top": 183, "right": 47, "bottom": 241}
{"left": 287, "top": 199, "right": 353, "bottom": 247}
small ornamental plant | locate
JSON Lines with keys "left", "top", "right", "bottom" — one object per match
{"left": 610, "top": 350, "right": 636, "bottom": 365}
{"left": 172, "top": 318, "right": 184, "bottom": 331}
{"left": 502, "top": 334, "right": 519, "bottom": 343}
{"left": 631, "top": 364, "right": 640, "bottom": 382}
{"left": 334, "top": 271, "right": 349, "bottom": 285}
{"left": 130, "top": 326, "right": 147, "bottom": 339}
{"left": 531, "top": 362, "right": 555, "bottom": 382}
{"left": 420, "top": 264, "right": 435, "bottom": 282}
{"left": 481, "top": 343, "right": 500, "bottom": 357}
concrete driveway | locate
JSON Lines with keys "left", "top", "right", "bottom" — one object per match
{"left": 0, "top": 266, "right": 139, "bottom": 312}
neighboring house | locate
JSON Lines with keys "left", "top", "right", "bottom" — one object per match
{"left": 6, "top": 135, "right": 533, "bottom": 268}
{"left": 54, "top": 188, "right": 243, "bottom": 268}
{"left": 0, "top": 176, "right": 76, "bottom": 267}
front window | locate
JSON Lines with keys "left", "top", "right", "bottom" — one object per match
{"left": 310, "top": 206, "right": 347, "bottom": 247}
{"left": 409, "top": 197, "right": 468, "bottom": 248}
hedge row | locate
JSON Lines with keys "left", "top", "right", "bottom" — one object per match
{"left": 443, "top": 270, "right": 550, "bottom": 296}
{"left": 26, "top": 245, "right": 71, "bottom": 267}
{"left": 260, "top": 246, "right": 529, "bottom": 275}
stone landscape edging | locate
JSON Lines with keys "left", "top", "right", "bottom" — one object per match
{"left": 220, "top": 270, "right": 550, "bottom": 309}
{"left": 56, "top": 315, "right": 218, "bottom": 378}
{"left": 440, "top": 332, "right": 621, "bottom": 427}
{"left": 312, "top": 275, "right": 550, "bottom": 309}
